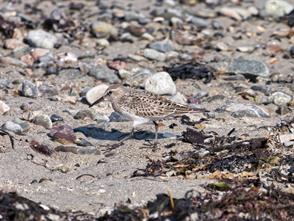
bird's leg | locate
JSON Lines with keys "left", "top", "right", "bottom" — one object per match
{"left": 119, "top": 127, "right": 135, "bottom": 142}
{"left": 153, "top": 121, "right": 159, "bottom": 147}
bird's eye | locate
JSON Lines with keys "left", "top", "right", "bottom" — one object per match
{"left": 108, "top": 91, "right": 112, "bottom": 95}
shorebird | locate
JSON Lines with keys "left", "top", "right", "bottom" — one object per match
{"left": 90, "top": 84, "right": 207, "bottom": 146}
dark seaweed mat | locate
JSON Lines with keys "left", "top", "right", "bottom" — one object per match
{"left": 0, "top": 192, "right": 97, "bottom": 221}
{"left": 99, "top": 180, "right": 294, "bottom": 221}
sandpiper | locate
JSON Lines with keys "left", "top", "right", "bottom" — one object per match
{"left": 90, "top": 84, "right": 207, "bottom": 146}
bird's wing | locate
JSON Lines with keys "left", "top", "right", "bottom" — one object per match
{"left": 125, "top": 89, "right": 196, "bottom": 119}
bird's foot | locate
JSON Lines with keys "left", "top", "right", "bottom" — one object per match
{"left": 143, "top": 139, "right": 159, "bottom": 151}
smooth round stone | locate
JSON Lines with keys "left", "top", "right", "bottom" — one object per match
{"left": 0, "top": 101, "right": 10, "bottom": 115}
{"left": 143, "top": 48, "right": 166, "bottom": 62}
{"left": 265, "top": 0, "right": 293, "bottom": 18}
{"left": 13, "top": 118, "right": 30, "bottom": 132}
{"left": 26, "top": 29, "right": 58, "bottom": 49}
{"left": 149, "top": 39, "right": 174, "bottom": 53}
{"left": 74, "top": 110, "right": 95, "bottom": 120}
{"left": 50, "top": 114, "right": 64, "bottom": 122}
{"left": 33, "top": 114, "right": 52, "bottom": 129}
{"left": 228, "top": 58, "right": 270, "bottom": 79}
{"left": 88, "top": 65, "right": 120, "bottom": 84}
{"left": 222, "top": 103, "right": 270, "bottom": 118}
{"left": 19, "top": 80, "right": 38, "bottom": 98}
{"left": 2, "top": 121, "right": 23, "bottom": 134}
{"left": 269, "top": 92, "right": 292, "bottom": 106}
{"left": 86, "top": 84, "right": 109, "bottom": 105}
{"left": 290, "top": 45, "right": 294, "bottom": 57}
{"left": 91, "top": 22, "right": 118, "bottom": 39}
{"left": 49, "top": 124, "right": 76, "bottom": 144}
{"left": 145, "top": 72, "right": 177, "bottom": 95}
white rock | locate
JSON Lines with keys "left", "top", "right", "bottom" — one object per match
{"left": 26, "top": 30, "right": 58, "bottom": 49}
{"left": 86, "top": 84, "right": 109, "bottom": 105}
{"left": 265, "top": 0, "right": 293, "bottom": 18}
{"left": 144, "top": 72, "right": 176, "bottom": 95}
{"left": 279, "top": 134, "right": 294, "bottom": 147}
{"left": 0, "top": 100, "right": 10, "bottom": 115}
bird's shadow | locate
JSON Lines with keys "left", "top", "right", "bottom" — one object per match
{"left": 74, "top": 126, "right": 169, "bottom": 141}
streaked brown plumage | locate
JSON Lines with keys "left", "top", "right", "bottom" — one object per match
{"left": 92, "top": 84, "right": 206, "bottom": 146}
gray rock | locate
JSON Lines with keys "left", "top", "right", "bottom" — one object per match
{"left": 265, "top": 0, "right": 293, "bottom": 18}
{"left": 0, "top": 101, "right": 10, "bottom": 115}
{"left": 2, "top": 121, "right": 23, "bottom": 134}
{"left": 188, "top": 16, "right": 210, "bottom": 28}
{"left": 20, "top": 80, "right": 39, "bottom": 98}
{"left": 26, "top": 30, "right": 58, "bottom": 49}
{"left": 269, "top": 91, "right": 292, "bottom": 106}
{"left": 145, "top": 72, "right": 177, "bottom": 95}
{"left": 149, "top": 39, "right": 174, "bottom": 53}
{"left": 91, "top": 22, "right": 118, "bottom": 39}
{"left": 88, "top": 65, "right": 120, "bottom": 84}
{"left": 0, "top": 79, "right": 11, "bottom": 89}
{"left": 33, "top": 114, "right": 53, "bottom": 129}
{"left": 143, "top": 48, "right": 166, "bottom": 61}
{"left": 221, "top": 103, "right": 270, "bottom": 118}
{"left": 13, "top": 118, "right": 30, "bottom": 132}
{"left": 228, "top": 58, "right": 270, "bottom": 80}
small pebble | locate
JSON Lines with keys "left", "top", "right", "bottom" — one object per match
{"left": 19, "top": 80, "right": 39, "bottom": 98}
{"left": 143, "top": 48, "right": 166, "bottom": 62}
{"left": 33, "top": 114, "right": 53, "bottom": 129}
{"left": 0, "top": 101, "right": 10, "bottom": 115}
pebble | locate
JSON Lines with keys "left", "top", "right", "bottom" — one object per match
{"left": 149, "top": 39, "right": 174, "bottom": 53}
{"left": 188, "top": 16, "right": 210, "bottom": 28}
{"left": 74, "top": 110, "right": 95, "bottom": 120}
{"left": 33, "top": 114, "right": 53, "bottom": 129}
{"left": 49, "top": 124, "right": 76, "bottom": 144}
{"left": 265, "top": 0, "right": 293, "bottom": 18}
{"left": 145, "top": 72, "right": 177, "bottom": 95}
{"left": 50, "top": 114, "right": 63, "bottom": 122}
{"left": 269, "top": 92, "right": 292, "bottom": 106}
{"left": 86, "top": 84, "right": 109, "bottom": 105}
{"left": 228, "top": 58, "right": 270, "bottom": 80}
{"left": 19, "top": 80, "right": 39, "bottom": 98}
{"left": 0, "top": 57, "right": 27, "bottom": 68}
{"left": 289, "top": 45, "right": 294, "bottom": 57}
{"left": 279, "top": 134, "right": 294, "bottom": 147}
{"left": 13, "top": 118, "right": 30, "bottom": 132}
{"left": 88, "top": 65, "right": 120, "bottom": 84}
{"left": 91, "top": 21, "right": 118, "bottom": 39}
{"left": 26, "top": 29, "right": 58, "bottom": 49}
{"left": 221, "top": 103, "right": 270, "bottom": 118}
{"left": 143, "top": 48, "right": 166, "bottom": 61}
{"left": 2, "top": 121, "right": 23, "bottom": 134}
{"left": 0, "top": 101, "right": 10, "bottom": 115}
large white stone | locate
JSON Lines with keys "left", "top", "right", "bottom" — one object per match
{"left": 265, "top": 0, "right": 293, "bottom": 18}
{"left": 144, "top": 72, "right": 176, "bottom": 95}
